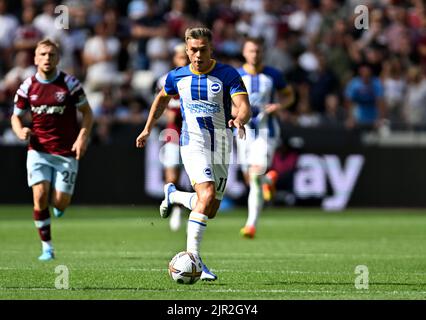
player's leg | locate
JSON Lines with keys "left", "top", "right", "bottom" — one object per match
{"left": 240, "top": 136, "right": 271, "bottom": 238}
{"left": 51, "top": 190, "right": 72, "bottom": 217}
{"left": 27, "top": 150, "right": 55, "bottom": 260}
{"left": 165, "top": 167, "right": 185, "bottom": 231}
{"left": 160, "top": 183, "right": 197, "bottom": 218}
{"left": 51, "top": 155, "right": 79, "bottom": 218}
{"left": 163, "top": 141, "right": 184, "bottom": 231}
{"left": 188, "top": 181, "right": 219, "bottom": 281}
{"left": 179, "top": 144, "right": 229, "bottom": 281}
{"left": 160, "top": 145, "right": 198, "bottom": 217}
{"left": 241, "top": 165, "right": 264, "bottom": 239}
{"left": 32, "top": 181, "right": 55, "bottom": 260}
{"left": 261, "top": 119, "right": 281, "bottom": 201}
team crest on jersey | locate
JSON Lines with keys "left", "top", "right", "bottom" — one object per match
{"left": 55, "top": 91, "right": 67, "bottom": 103}
{"left": 203, "top": 167, "right": 212, "bottom": 178}
{"left": 209, "top": 82, "right": 222, "bottom": 94}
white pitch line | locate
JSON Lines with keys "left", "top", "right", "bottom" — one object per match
{"left": 1, "top": 266, "right": 425, "bottom": 277}
{"left": 0, "top": 287, "right": 425, "bottom": 296}
{"left": 2, "top": 250, "right": 425, "bottom": 260}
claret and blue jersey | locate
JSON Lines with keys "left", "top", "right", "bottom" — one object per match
{"left": 163, "top": 60, "right": 248, "bottom": 149}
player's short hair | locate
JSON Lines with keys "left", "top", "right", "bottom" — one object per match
{"left": 36, "top": 38, "right": 60, "bottom": 53}
{"left": 243, "top": 37, "right": 264, "bottom": 47}
{"left": 184, "top": 27, "right": 212, "bottom": 43}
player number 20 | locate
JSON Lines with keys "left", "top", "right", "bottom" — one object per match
{"left": 62, "top": 171, "right": 76, "bottom": 184}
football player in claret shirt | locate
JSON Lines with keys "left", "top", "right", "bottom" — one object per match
{"left": 11, "top": 39, "right": 94, "bottom": 261}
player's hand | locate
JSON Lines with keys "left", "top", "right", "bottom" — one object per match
{"left": 136, "top": 130, "right": 150, "bottom": 148}
{"left": 72, "top": 137, "right": 87, "bottom": 160}
{"left": 264, "top": 103, "right": 280, "bottom": 114}
{"left": 228, "top": 119, "right": 246, "bottom": 140}
{"left": 18, "top": 127, "right": 32, "bottom": 141}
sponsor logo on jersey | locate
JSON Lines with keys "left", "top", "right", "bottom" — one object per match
{"left": 30, "top": 94, "right": 38, "bottom": 101}
{"left": 203, "top": 167, "right": 212, "bottom": 178}
{"left": 31, "top": 105, "right": 66, "bottom": 115}
{"left": 55, "top": 91, "right": 67, "bottom": 103}
{"left": 209, "top": 82, "right": 222, "bottom": 94}
{"left": 187, "top": 101, "right": 220, "bottom": 114}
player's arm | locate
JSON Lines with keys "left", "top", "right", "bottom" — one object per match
{"left": 11, "top": 91, "right": 31, "bottom": 141}
{"left": 136, "top": 89, "right": 172, "bottom": 148}
{"left": 11, "top": 113, "right": 31, "bottom": 141}
{"left": 72, "top": 103, "right": 94, "bottom": 160}
{"left": 229, "top": 93, "right": 251, "bottom": 139}
{"left": 264, "top": 85, "right": 295, "bottom": 114}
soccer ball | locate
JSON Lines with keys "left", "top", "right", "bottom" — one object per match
{"left": 168, "top": 251, "right": 203, "bottom": 284}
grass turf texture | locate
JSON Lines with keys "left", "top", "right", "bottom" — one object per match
{"left": 0, "top": 206, "right": 425, "bottom": 300}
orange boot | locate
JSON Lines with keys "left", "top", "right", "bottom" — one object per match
{"left": 240, "top": 225, "right": 256, "bottom": 239}
{"left": 262, "top": 170, "right": 278, "bottom": 202}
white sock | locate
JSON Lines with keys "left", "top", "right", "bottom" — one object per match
{"left": 170, "top": 191, "right": 197, "bottom": 210}
{"left": 187, "top": 212, "right": 208, "bottom": 255}
{"left": 41, "top": 240, "right": 53, "bottom": 251}
{"left": 246, "top": 174, "right": 264, "bottom": 227}
{"left": 169, "top": 206, "right": 183, "bottom": 231}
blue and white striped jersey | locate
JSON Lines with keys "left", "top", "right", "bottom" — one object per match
{"left": 164, "top": 60, "right": 247, "bottom": 148}
{"left": 237, "top": 65, "right": 288, "bottom": 138}
{"left": 237, "top": 64, "right": 288, "bottom": 118}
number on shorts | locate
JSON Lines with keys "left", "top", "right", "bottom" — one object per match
{"left": 217, "top": 177, "right": 227, "bottom": 192}
{"left": 62, "top": 171, "right": 76, "bottom": 184}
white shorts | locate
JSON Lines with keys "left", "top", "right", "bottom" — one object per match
{"left": 180, "top": 142, "right": 230, "bottom": 200}
{"left": 26, "top": 150, "right": 79, "bottom": 195}
{"left": 237, "top": 118, "right": 280, "bottom": 174}
{"left": 160, "top": 142, "right": 181, "bottom": 169}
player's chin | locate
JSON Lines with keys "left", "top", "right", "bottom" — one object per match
{"left": 42, "top": 66, "right": 54, "bottom": 73}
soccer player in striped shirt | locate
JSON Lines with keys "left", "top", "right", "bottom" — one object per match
{"left": 237, "top": 37, "right": 295, "bottom": 239}
{"left": 11, "top": 39, "right": 94, "bottom": 261}
{"left": 136, "top": 27, "right": 251, "bottom": 281}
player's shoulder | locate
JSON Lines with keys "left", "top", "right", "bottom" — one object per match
{"left": 168, "top": 65, "right": 191, "bottom": 78}
{"left": 17, "top": 75, "right": 36, "bottom": 97}
{"left": 211, "top": 62, "right": 240, "bottom": 79}
{"left": 60, "top": 71, "right": 82, "bottom": 91}
{"left": 236, "top": 65, "right": 246, "bottom": 76}
{"left": 262, "top": 65, "right": 284, "bottom": 77}
{"left": 214, "top": 61, "right": 238, "bottom": 72}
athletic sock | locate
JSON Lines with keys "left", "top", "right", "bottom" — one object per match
{"left": 170, "top": 191, "right": 197, "bottom": 210}
{"left": 246, "top": 174, "right": 264, "bottom": 227}
{"left": 186, "top": 212, "right": 208, "bottom": 255}
{"left": 33, "top": 208, "right": 52, "bottom": 250}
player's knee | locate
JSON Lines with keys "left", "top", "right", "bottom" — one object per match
{"left": 32, "top": 185, "right": 49, "bottom": 209}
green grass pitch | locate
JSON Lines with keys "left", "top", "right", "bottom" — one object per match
{"left": 0, "top": 205, "right": 425, "bottom": 300}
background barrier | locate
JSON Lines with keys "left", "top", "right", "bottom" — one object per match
{"left": 1, "top": 126, "right": 425, "bottom": 208}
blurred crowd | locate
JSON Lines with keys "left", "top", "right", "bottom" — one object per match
{"left": 1, "top": 0, "right": 426, "bottom": 145}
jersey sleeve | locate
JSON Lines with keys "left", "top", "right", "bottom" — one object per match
{"left": 13, "top": 78, "right": 31, "bottom": 116}
{"left": 226, "top": 67, "right": 248, "bottom": 97}
{"left": 65, "top": 74, "right": 88, "bottom": 108}
{"left": 164, "top": 70, "right": 178, "bottom": 96}
{"left": 270, "top": 68, "right": 288, "bottom": 91}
